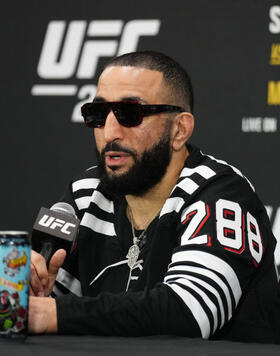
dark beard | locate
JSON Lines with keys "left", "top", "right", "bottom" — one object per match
{"left": 97, "top": 131, "right": 172, "bottom": 197}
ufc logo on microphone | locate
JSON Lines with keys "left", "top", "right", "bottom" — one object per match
{"left": 38, "top": 214, "right": 76, "bottom": 235}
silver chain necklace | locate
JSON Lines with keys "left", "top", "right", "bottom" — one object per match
{"left": 126, "top": 206, "right": 149, "bottom": 269}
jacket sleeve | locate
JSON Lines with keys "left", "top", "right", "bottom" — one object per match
{"left": 56, "top": 284, "right": 201, "bottom": 336}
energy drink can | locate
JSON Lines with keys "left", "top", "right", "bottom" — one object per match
{"left": 0, "top": 231, "right": 30, "bottom": 340}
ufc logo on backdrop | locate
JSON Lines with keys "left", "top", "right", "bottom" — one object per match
{"left": 38, "top": 214, "right": 76, "bottom": 235}
{"left": 31, "top": 20, "right": 161, "bottom": 122}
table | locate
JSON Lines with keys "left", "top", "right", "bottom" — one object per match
{"left": 1, "top": 335, "right": 280, "bottom": 356}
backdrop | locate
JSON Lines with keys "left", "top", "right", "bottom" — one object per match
{"left": 1, "top": 0, "right": 280, "bottom": 261}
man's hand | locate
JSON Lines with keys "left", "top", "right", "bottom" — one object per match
{"left": 30, "top": 249, "right": 66, "bottom": 297}
{"left": 28, "top": 296, "right": 58, "bottom": 334}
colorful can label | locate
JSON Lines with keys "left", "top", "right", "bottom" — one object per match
{"left": 0, "top": 231, "right": 30, "bottom": 340}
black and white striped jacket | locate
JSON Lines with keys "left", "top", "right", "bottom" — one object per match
{"left": 54, "top": 144, "right": 280, "bottom": 343}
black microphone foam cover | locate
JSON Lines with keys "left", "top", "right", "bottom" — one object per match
{"left": 32, "top": 203, "right": 79, "bottom": 265}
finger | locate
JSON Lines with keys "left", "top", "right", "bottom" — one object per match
{"left": 48, "top": 249, "right": 67, "bottom": 277}
{"left": 29, "top": 285, "right": 41, "bottom": 297}
{"left": 29, "top": 285, "right": 35, "bottom": 296}
{"left": 30, "top": 263, "right": 45, "bottom": 296}
{"left": 31, "top": 250, "right": 49, "bottom": 287}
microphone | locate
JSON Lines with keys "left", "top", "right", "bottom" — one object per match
{"left": 32, "top": 202, "right": 79, "bottom": 266}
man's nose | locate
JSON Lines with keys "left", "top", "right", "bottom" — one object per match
{"left": 103, "top": 110, "right": 125, "bottom": 143}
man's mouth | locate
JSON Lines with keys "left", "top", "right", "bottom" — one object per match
{"left": 104, "top": 151, "right": 131, "bottom": 167}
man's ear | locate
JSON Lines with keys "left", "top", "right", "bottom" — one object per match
{"left": 171, "top": 112, "right": 194, "bottom": 151}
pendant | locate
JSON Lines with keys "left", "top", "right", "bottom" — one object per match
{"left": 126, "top": 244, "right": 140, "bottom": 269}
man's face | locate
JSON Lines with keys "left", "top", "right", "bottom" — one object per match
{"left": 94, "top": 66, "right": 173, "bottom": 195}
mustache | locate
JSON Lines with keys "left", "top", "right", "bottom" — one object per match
{"left": 100, "top": 141, "right": 137, "bottom": 160}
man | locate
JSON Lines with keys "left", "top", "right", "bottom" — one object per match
{"left": 29, "top": 51, "right": 280, "bottom": 343}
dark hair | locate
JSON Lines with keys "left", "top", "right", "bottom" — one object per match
{"left": 104, "top": 51, "right": 194, "bottom": 113}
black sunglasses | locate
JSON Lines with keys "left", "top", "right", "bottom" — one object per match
{"left": 81, "top": 101, "right": 184, "bottom": 128}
